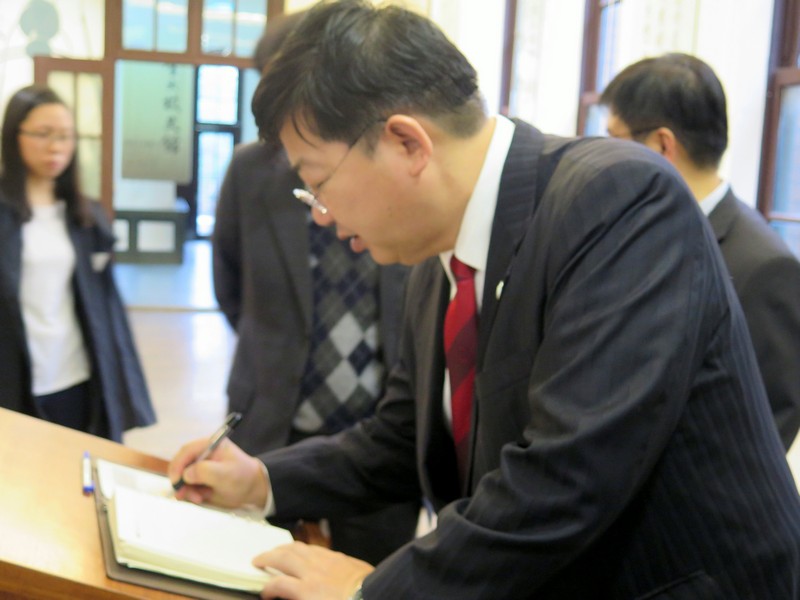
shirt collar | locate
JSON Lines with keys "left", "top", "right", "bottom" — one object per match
{"left": 698, "top": 180, "right": 730, "bottom": 216}
{"left": 440, "top": 114, "right": 515, "bottom": 278}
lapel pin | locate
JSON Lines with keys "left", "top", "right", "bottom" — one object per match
{"left": 495, "top": 280, "right": 505, "bottom": 300}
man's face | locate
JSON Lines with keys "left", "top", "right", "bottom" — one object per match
{"left": 280, "top": 119, "right": 434, "bottom": 266}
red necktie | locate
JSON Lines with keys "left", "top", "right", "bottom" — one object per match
{"left": 444, "top": 256, "right": 478, "bottom": 485}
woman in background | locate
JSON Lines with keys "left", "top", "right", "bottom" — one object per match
{"left": 0, "top": 84, "right": 155, "bottom": 441}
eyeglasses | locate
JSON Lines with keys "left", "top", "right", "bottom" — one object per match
{"left": 19, "top": 129, "right": 76, "bottom": 144}
{"left": 292, "top": 119, "right": 384, "bottom": 215}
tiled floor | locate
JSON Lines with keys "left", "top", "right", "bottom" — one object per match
{"left": 117, "top": 241, "right": 800, "bottom": 487}
{"left": 114, "top": 240, "right": 218, "bottom": 311}
{"left": 117, "top": 240, "right": 235, "bottom": 459}
{"left": 122, "top": 310, "right": 235, "bottom": 460}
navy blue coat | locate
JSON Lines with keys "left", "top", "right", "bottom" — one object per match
{"left": 0, "top": 198, "right": 155, "bottom": 441}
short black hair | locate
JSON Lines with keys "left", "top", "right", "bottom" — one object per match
{"left": 600, "top": 53, "right": 728, "bottom": 170}
{"left": 0, "top": 84, "right": 89, "bottom": 224}
{"left": 252, "top": 0, "right": 485, "bottom": 148}
{"left": 252, "top": 11, "right": 307, "bottom": 74}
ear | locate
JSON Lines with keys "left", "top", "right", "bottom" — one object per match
{"left": 650, "top": 127, "right": 679, "bottom": 163}
{"left": 382, "top": 114, "right": 432, "bottom": 177}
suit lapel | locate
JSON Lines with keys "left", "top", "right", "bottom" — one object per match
{"left": 478, "top": 121, "right": 544, "bottom": 366}
{"left": 458, "top": 121, "right": 545, "bottom": 492}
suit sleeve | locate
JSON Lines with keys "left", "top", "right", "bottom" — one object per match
{"left": 738, "top": 255, "right": 800, "bottom": 449}
{"left": 212, "top": 154, "right": 243, "bottom": 330}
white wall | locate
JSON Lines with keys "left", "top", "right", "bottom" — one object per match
{"left": 428, "top": 0, "right": 506, "bottom": 113}
{"left": 0, "top": 0, "right": 103, "bottom": 116}
{"left": 516, "top": 0, "right": 585, "bottom": 136}
{"left": 695, "top": 0, "right": 775, "bottom": 205}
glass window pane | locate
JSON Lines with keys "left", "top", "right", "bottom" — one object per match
{"left": 47, "top": 71, "right": 75, "bottom": 107}
{"left": 596, "top": 3, "right": 621, "bottom": 90}
{"left": 507, "top": 0, "right": 545, "bottom": 123}
{"left": 235, "top": 0, "right": 267, "bottom": 58}
{"left": 770, "top": 221, "right": 800, "bottom": 259}
{"left": 78, "top": 139, "right": 102, "bottom": 199}
{"left": 76, "top": 73, "right": 102, "bottom": 137}
{"left": 196, "top": 132, "right": 234, "bottom": 237}
{"left": 118, "top": 61, "right": 195, "bottom": 183}
{"left": 157, "top": 0, "right": 188, "bottom": 53}
{"left": 203, "top": 0, "right": 235, "bottom": 56}
{"left": 123, "top": 0, "right": 155, "bottom": 50}
{"left": 197, "top": 65, "right": 239, "bottom": 124}
{"left": 773, "top": 85, "right": 800, "bottom": 215}
{"left": 584, "top": 103, "right": 607, "bottom": 137}
{"left": 595, "top": 0, "right": 700, "bottom": 91}
{"left": 240, "top": 68, "right": 260, "bottom": 143}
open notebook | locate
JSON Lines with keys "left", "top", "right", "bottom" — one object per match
{"left": 94, "top": 459, "right": 292, "bottom": 595}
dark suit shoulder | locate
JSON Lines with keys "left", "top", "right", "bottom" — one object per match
{"left": 545, "top": 135, "right": 682, "bottom": 185}
{"left": 712, "top": 192, "right": 800, "bottom": 287}
{"left": 533, "top": 136, "right": 696, "bottom": 236}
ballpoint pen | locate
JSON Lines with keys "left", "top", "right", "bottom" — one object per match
{"left": 173, "top": 412, "right": 243, "bottom": 491}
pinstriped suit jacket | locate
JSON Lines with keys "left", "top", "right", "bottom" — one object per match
{"left": 263, "top": 122, "right": 800, "bottom": 598}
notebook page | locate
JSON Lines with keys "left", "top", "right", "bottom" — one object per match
{"left": 110, "top": 486, "right": 292, "bottom": 592}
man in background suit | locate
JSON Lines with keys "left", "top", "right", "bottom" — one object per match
{"left": 172, "top": 2, "right": 800, "bottom": 598}
{"left": 601, "top": 53, "right": 800, "bottom": 449}
{"left": 211, "top": 11, "right": 418, "bottom": 565}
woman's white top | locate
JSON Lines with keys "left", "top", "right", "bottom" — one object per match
{"left": 20, "top": 201, "right": 90, "bottom": 396}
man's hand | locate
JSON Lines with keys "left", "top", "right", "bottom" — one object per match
{"left": 254, "top": 542, "right": 374, "bottom": 600}
{"left": 167, "top": 437, "right": 268, "bottom": 508}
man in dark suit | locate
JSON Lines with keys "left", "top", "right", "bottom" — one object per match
{"left": 601, "top": 53, "right": 800, "bottom": 450}
{"left": 171, "top": 2, "right": 800, "bottom": 598}
{"left": 211, "top": 11, "right": 418, "bottom": 565}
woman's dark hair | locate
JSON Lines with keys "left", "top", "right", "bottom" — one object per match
{"left": 0, "top": 84, "right": 90, "bottom": 224}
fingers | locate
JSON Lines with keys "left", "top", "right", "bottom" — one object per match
{"left": 253, "top": 542, "right": 374, "bottom": 600}
{"left": 259, "top": 575, "right": 303, "bottom": 600}
{"left": 167, "top": 437, "right": 209, "bottom": 484}
{"left": 253, "top": 542, "right": 311, "bottom": 577}
{"left": 169, "top": 438, "right": 251, "bottom": 506}
{"left": 179, "top": 449, "right": 267, "bottom": 509}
